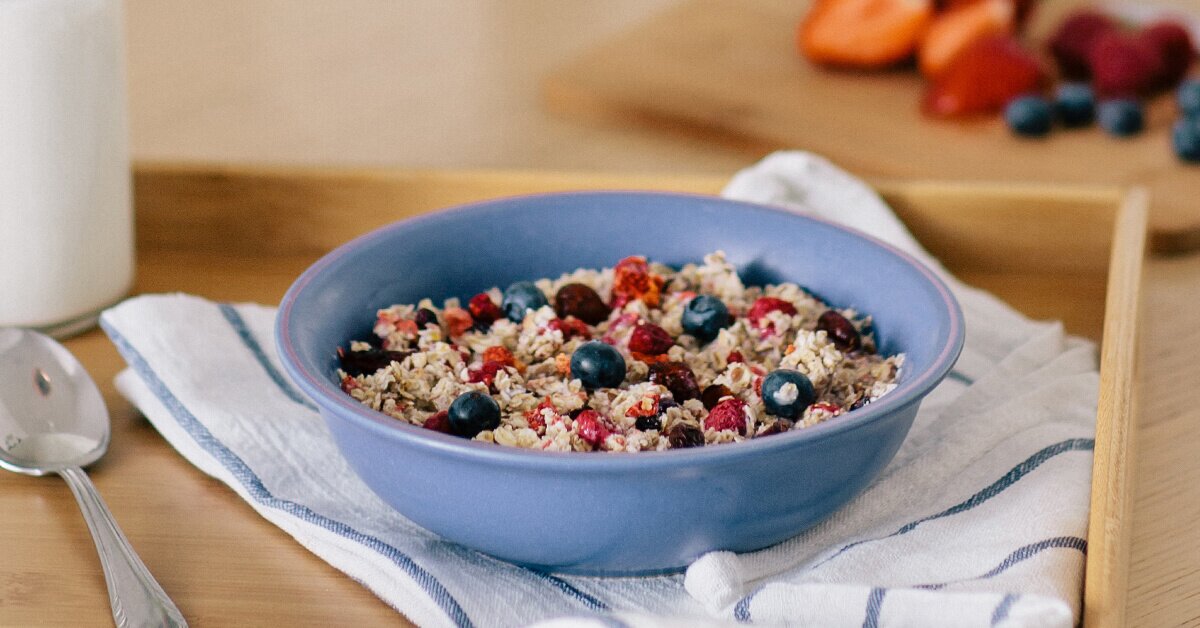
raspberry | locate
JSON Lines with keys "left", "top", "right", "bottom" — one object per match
{"left": 1141, "top": 21, "right": 1196, "bottom": 90}
{"left": 481, "top": 346, "right": 516, "bottom": 368}
{"left": 547, "top": 317, "right": 590, "bottom": 341}
{"left": 705, "top": 398, "right": 748, "bottom": 433}
{"left": 443, "top": 307, "right": 474, "bottom": 337}
{"left": 747, "top": 297, "right": 798, "bottom": 330}
{"left": 1089, "top": 31, "right": 1164, "bottom": 97}
{"left": 467, "top": 360, "right": 507, "bottom": 388}
{"left": 524, "top": 398, "right": 557, "bottom": 432}
{"left": 422, "top": 410, "right": 451, "bottom": 433}
{"left": 1048, "top": 10, "right": 1119, "bottom": 79}
{"left": 727, "top": 351, "right": 744, "bottom": 363}
{"left": 468, "top": 293, "right": 503, "bottom": 327}
{"left": 611, "top": 256, "right": 664, "bottom": 308}
{"left": 574, "top": 409, "right": 610, "bottom": 447}
{"left": 628, "top": 322, "right": 674, "bottom": 356}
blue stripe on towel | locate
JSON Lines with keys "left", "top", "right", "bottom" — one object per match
{"left": 862, "top": 587, "right": 886, "bottom": 628}
{"left": 102, "top": 320, "right": 476, "bottom": 628}
{"left": 216, "top": 304, "right": 610, "bottom": 614}
{"left": 991, "top": 593, "right": 1019, "bottom": 625}
{"left": 217, "top": 303, "right": 317, "bottom": 410}
{"left": 916, "top": 536, "right": 1087, "bottom": 591}
{"left": 947, "top": 370, "right": 974, "bottom": 385}
{"left": 731, "top": 440, "right": 1093, "bottom": 621}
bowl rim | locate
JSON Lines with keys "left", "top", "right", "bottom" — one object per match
{"left": 275, "top": 190, "right": 964, "bottom": 471}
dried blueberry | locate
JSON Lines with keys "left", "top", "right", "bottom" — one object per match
{"left": 502, "top": 281, "right": 549, "bottom": 322}
{"left": 681, "top": 295, "right": 730, "bottom": 343}
{"left": 761, "top": 369, "right": 816, "bottom": 419}
{"left": 570, "top": 341, "right": 626, "bottom": 389}
{"left": 337, "top": 347, "right": 411, "bottom": 376}
{"left": 414, "top": 308, "right": 439, "bottom": 329}
{"left": 447, "top": 391, "right": 501, "bottom": 438}
{"left": 701, "top": 384, "right": 733, "bottom": 410}
{"left": 635, "top": 415, "right": 662, "bottom": 431}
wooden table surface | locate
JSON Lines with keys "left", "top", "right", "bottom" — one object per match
{"left": 0, "top": 2, "right": 1197, "bottom": 626}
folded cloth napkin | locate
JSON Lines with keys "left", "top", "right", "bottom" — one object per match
{"left": 100, "top": 151, "right": 1097, "bottom": 628}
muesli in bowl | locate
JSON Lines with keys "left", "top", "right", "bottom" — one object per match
{"left": 337, "top": 251, "right": 903, "bottom": 453}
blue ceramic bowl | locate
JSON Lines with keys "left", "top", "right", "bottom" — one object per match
{"left": 276, "top": 191, "right": 964, "bottom": 575}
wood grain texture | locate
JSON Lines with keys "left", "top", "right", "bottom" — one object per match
{"left": 0, "top": 166, "right": 1142, "bottom": 626}
{"left": 541, "top": 0, "right": 1200, "bottom": 252}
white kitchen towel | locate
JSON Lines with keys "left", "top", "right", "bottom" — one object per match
{"left": 100, "top": 151, "right": 1097, "bottom": 628}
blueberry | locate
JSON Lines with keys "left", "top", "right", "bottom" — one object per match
{"left": 1098, "top": 99, "right": 1144, "bottom": 137}
{"left": 570, "top": 341, "right": 626, "bottom": 389}
{"left": 760, "top": 369, "right": 816, "bottom": 419}
{"left": 501, "top": 281, "right": 548, "bottom": 322}
{"left": 1004, "top": 96, "right": 1053, "bottom": 137}
{"left": 1178, "top": 79, "right": 1200, "bottom": 117}
{"left": 1054, "top": 83, "right": 1095, "bottom": 128}
{"left": 681, "top": 295, "right": 731, "bottom": 342}
{"left": 634, "top": 415, "right": 661, "bottom": 431}
{"left": 447, "top": 391, "right": 501, "bottom": 438}
{"left": 1173, "top": 117, "right": 1200, "bottom": 163}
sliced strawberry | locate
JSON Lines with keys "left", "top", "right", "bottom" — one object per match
{"left": 919, "top": 0, "right": 1015, "bottom": 79}
{"left": 799, "top": 0, "right": 935, "bottom": 69}
{"left": 1047, "top": 9, "right": 1120, "bottom": 79}
{"left": 922, "top": 34, "right": 1044, "bottom": 117}
{"left": 1089, "top": 31, "right": 1165, "bottom": 97}
{"left": 939, "top": 0, "right": 1035, "bottom": 29}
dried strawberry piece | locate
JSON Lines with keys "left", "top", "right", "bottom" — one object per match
{"left": 611, "top": 256, "right": 665, "bottom": 308}
{"left": 798, "top": 0, "right": 934, "bottom": 69}
{"left": 705, "top": 398, "right": 748, "bottom": 433}
{"left": 339, "top": 374, "right": 361, "bottom": 392}
{"left": 923, "top": 34, "right": 1044, "bottom": 117}
{"left": 548, "top": 317, "right": 591, "bottom": 341}
{"left": 467, "top": 360, "right": 507, "bottom": 388}
{"left": 625, "top": 394, "right": 661, "bottom": 418}
{"left": 524, "top": 398, "right": 557, "bottom": 432}
{"left": 747, "top": 297, "right": 798, "bottom": 329}
{"left": 628, "top": 322, "right": 674, "bottom": 356}
{"left": 443, "top": 307, "right": 474, "bottom": 337}
{"left": 753, "top": 375, "right": 764, "bottom": 397}
{"left": 727, "top": 351, "right": 744, "bottom": 364}
{"left": 422, "top": 410, "right": 451, "bottom": 433}
{"left": 811, "top": 402, "right": 842, "bottom": 414}
{"left": 648, "top": 361, "right": 701, "bottom": 402}
{"left": 481, "top": 346, "right": 516, "bottom": 368}
{"left": 468, "top": 293, "right": 503, "bottom": 327}
{"left": 574, "top": 409, "right": 610, "bottom": 447}
{"left": 918, "top": 0, "right": 1015, "bottom": 79}
{"left": 553, "top": 283, "right": 611, "bottom": 325}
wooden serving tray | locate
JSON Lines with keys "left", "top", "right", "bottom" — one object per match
{"left": 0, "top": 166, "right": 1142, "bottom": 626}
{"left": 132, "top": 165, "right": 1146, "bottom": 626}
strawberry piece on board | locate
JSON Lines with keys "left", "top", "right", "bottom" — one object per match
{"left": 798, "top": 0, "right": 935, "bottom": 69}
{"left": 922, "top": 34, "right": 1044, "bottom": 117}
{"left": 919, "top": 0, "right": 1016, "bottom": 78}
{"left": 1047, "top": 9, "right": 1120, "bottom": 79}
{"left": 1089, "top": 31, "right": 1165, "bottom": 97}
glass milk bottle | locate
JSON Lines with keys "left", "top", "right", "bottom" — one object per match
{"left": 0, "top": 0, "right": 133, "bottom": 337}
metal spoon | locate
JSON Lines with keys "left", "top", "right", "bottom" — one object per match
{"left": 0, "top": 328, "right": 186, "bottom": 628}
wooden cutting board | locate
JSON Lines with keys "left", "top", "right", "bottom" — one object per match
{"left": 543, "top": 0, "right": 1200, "bottom": 252}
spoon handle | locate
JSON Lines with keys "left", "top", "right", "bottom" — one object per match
{"left": 59, "top": 466, "right": 188, "bottom": 628}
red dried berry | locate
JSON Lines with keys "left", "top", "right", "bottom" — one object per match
{"left": 574, "top": 409, "right": 610, "bottom": 447}
{"left": 747, "top": 297, "right": 798, "bottom": 328}
{"left": 1141, "top": 21, "right": 1196, "bottom": 90}
{"left": 481, "top": 345, "right": 516, "bottom": 368}
{"left": 727, "top": 351, "right": 744, "bottom": 364}
{"left": 467, "top": 360, "right": 507, "bottom": 388}
{"left": 524, "top": 398, "right": 556, "bottom": 432}
{"left": 648, "top": 361, "right": 701, "bottom": 402}
{"left": 547, "top": 317, "right": 591, "bottom": 341}
{"left": 624, "top": 394, "right": 661, "bottom": 418}
{"left": 811, "top": 402, "right": 842, "bottom": 414}
{"left": 1089, "top": 31, "right": 1164, "bottom": 97}
{"left": 422, "top": 410, "right": 451, "bottom": 433}
{"left": 628, "top": 322, "right": 674, "bottom": 356}
{"left": 443, "top": 307, "right": 474, "bottom": 337}
{"left": 753, "top": 375, "right": 763, "bottom": 397}
{"left": 667, "top": 423, "right": 705, "bottom": 448}
{"left": 553, "top": 283, "right": 611, "bottom": 325}
{"left": 468, "top": 293, "right": 503, "bottom": 326}
{"left": 413, "top": 308, "right": 439, "bottom": 329}
{"left": 611, "top": 256, "right": 664, "bottom": 308}
{"left": 817, "top": 310, "right": 862, "bottom": 351}
{"left": 701, "top": 384, "right": 734, "bottom": 410}
{"left": 1048, "top": 10, "right": 1120, "bottom": 79}
{"left": 705, "top": 398, "right": 748, "bottom": 433}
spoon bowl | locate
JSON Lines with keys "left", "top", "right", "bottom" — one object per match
{"left": 0, "top": 328, "right": 186, "bottom": 627}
